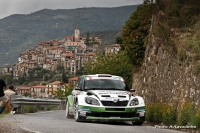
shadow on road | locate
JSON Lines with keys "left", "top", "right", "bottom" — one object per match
{"left": 77, "top": 121, "right": 150, "bottom": 126}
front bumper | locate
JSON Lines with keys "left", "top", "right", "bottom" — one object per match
{"left": 77, "top": 105, "right": 145, "bottom": 121}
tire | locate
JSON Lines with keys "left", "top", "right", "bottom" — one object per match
{"left": 66, "top": 100, "right": 73, "bottom": 118}
{"left": 132, "top": 121, "right": 144, "bottom": 126}
{"left": 74, "top": 102, "right": 81, "bottom": 122}
{"left": 132, "top": 116, "right": 145, "bottom": 126}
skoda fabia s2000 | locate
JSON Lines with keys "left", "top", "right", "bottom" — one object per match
{"left": 65, "top": 74, "right": 145, "bottom": 125}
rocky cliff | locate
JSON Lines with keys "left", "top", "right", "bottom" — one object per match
{"left": 132, "top": 13, "right": 200, "bottom": 109}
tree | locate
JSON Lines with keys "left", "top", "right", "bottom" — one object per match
{"left": 85, "top": 31, "right": 90, "bottom": 45}
{"left": 23, "top": 92, "right": 30, "bottom": 97}
{"left": 83, "top": 52, "right": 133, "bottom": 88}
{"left": 55, "top": 83, "right": 75, "bottom": 98}
{"left": 122, "top": 3, "right": 154, "bottom": 67}
{"left": 76, "top": 67, "right": 84, "bottom": 76}
{"left": 61, "top": 72, "right": 68, "bottom": 83}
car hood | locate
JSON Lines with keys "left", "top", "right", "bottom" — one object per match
{"left": 85, "top": 90, "right": 132, "bottom": 101}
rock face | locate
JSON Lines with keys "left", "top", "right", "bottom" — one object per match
{"left": 132, "top": 15, "right": 200, "bottom": 109}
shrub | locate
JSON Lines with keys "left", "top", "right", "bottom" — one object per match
{"left": 195, "top": 107, "right": 200, "bottom": 128}
{"left": 146, "top": 101, "right": 176, "bottom": 125}
{"left": 155, "top": 22, "right": 174, "bottom": 46}
{"left": 22, "top": 105, "right": 37, "bottom": 113}
{"left": 177, "top": 101, "right": 195, "bottom": 126}
{"left": 145, "top": 103, "right": 155, "bottom": 122}
{"left": 161, "top": 103, "right": 176, "bottom": 125}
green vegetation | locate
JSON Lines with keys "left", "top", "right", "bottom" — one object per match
{"left": 154, "top": 22, "right": 174, "bottom": 46}
{"left": 146, "top": 102, "right": 176, "bottom": 125}
{"left": 0, "top": 66, "right": 72, "bottom": 86}
{"left": 121, "top": 1, "right": 154, "bottom": 67}
{"left": 23, "top": 92, "right": 30, "bottom": 97}
{"left": 185, "top": 35, "right": 200, "bottom": 58}
{"left": 85, "top": 31, "right": 90, "bottom": 45}
{"left": 0, "top": 105, "right": 58, "bottom": 114}
{"left": 22, "top": 105, "right": 58, "bottom": 113}
{"left": 146, "top": 100, "right": 200, "bottom": 129}
{"left": 55, "top": 83, "right": 75, "bottom": 99}
{"left": 83, "top": 52, "right": 133, "bottom": 88}
{"left": 155, "top": 0, "right": 200, "bottom": 58}
{"left": 159, "top": 0, "right": 200, "bottom": 28}
{"left": 193, "top": 63, "right": 200, "bottom": 74}
{"left": 0, "top": 73, "right": 28, "bottom": 86}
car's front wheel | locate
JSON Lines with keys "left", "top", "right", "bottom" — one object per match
{"left": 66, "top": 100, "right": 73, "bottom": 118}
{"left": 132, "top": 116, "right": 145, "bottom": 126}
{"left": 74, "top": 102, "right": 81, "bottom": 122}
{"left": 132, "top": 121, "right": 144, "bottom": 125}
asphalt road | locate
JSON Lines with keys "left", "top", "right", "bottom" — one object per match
{"left": 1, "top": 110, "right": 186, "bottom": 133}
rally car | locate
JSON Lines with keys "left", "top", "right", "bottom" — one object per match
{"left": 65, "top": 74, "right": 145, "bottom": 125}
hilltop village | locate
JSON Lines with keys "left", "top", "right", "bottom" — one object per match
{"left": 1, "top": 26, "right": 120, "bottom": 98}
{"left": 1, "top": 26, "right": 120, "bottom": 78}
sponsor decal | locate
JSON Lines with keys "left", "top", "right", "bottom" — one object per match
{"left": 98, "top": 91, "right": 128, "bottom": 95}
{"left": 80, "top": 108, "right": 90, "bottom": 111}
{"left": 105, "top": 97, "right": 112, "bottom": 99}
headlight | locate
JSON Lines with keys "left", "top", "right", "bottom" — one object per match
{"left": 85, "top": 97, "right": 100, "bottom": 106}
{"left": 129, "top": 98, "right": 139, "bottom": 106}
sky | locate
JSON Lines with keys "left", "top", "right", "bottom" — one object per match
{"left": 0, "top": 0, "right": 143, "bottom": 19}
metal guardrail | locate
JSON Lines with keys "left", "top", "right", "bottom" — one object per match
{"left": 10, "top": 95, "right": 66, "bottom": 113}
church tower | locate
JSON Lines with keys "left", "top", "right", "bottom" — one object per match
{"left": 74, "top": 24, "right": 80, "bottom": 42}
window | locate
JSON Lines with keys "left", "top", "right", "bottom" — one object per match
{"left": 85, "top": 79, "right": 129, "bottom": 91}
{"left": 77, "top": 77, "right": 84, "bottom": 89}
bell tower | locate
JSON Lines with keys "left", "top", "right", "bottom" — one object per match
{"left": 74, "top": 24, "right": 80, "bottom": 42}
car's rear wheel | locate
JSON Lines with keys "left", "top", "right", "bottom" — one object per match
{"left": 66, "top": 100, "right": 73, "bottom": 118}
{"left": 74, "top": 102, "right": 81, "bottom": 122}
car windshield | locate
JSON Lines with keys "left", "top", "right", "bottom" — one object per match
{"left": 84, "top": 79, "right": 129, "bottom": 91}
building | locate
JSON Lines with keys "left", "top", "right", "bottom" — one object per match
{"left": 46, "top": 81, "right": 63, "bottom": 98}
{"left": 1, "top": 65, "right": 14, "bottom": 75}
{"left": 105, "top": 44, "right": 121, "bottom": 56}
{"left": 68, "top": 77, "right": 78, "bottom": 85}
{"left": 1, "top": 26, "right": 100, "bottom": 78}
{"left": 18, "top": 86, "right": 31, "bottom": 96}
{"left": 31, "top": 85, "right": 47, "bottom": 98}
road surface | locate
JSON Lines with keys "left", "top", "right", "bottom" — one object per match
{"left": 0, "top": 110, "right": 187, "bottom": 133}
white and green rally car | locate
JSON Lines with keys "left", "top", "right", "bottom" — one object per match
{"left": 65, "top": 74, "right": 145, "bottom": 125}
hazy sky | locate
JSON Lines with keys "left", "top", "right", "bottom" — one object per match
{"left": 0, "top": 0, "right": 143, "bottom": 19}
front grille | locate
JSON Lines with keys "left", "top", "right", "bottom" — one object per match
{"left": 87, "top": 112, "right": 136, "bottom": 118}
{"left": 105, "top": 108, "right": 125, "bottom": 111}
{"left": 101, "top": 101, "right": 128, "bottom": 106}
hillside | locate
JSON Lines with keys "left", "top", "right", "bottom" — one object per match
{"left": 0, "top": 5, "right": 139, "bottom": 67}
{"left": 130, "top": 1, "right": 200, "bottom": 107}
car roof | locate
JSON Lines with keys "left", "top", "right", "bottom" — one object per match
{"left": 82, "top": 74, "right": 124, "bottom": 81}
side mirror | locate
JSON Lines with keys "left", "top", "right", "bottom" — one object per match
{"left": 130, "top": 89, "right": 135, "bottom": 92}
